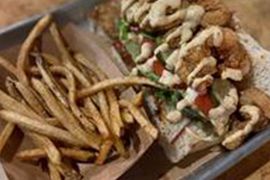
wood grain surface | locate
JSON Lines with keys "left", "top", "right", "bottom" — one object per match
{"left": 0, "top": 0, "right": 269, "bottom": 179}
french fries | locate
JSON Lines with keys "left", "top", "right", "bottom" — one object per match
{"left": 16, "top": 148, "right": 95, "bottom": 162}
{"left": 0, "top": 110, "right": 89, "bottom": 147}
{"left": 77, "top": 77, "right": 161, "bottom": 99}
{"left": 0, "top": 122, "right": 15, "bottom": 153}
{"left": 119, "top": 100, "right": 158, "bottom": 139}
{"left": 0, "top": 15, "right": 160, "bottom": 179}
{"left": 17, "top": 15, "right": 52, "bottom": 85}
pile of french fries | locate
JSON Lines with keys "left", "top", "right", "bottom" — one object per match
{"left": 0, "top": 15, "right": 159, "bottom": 180}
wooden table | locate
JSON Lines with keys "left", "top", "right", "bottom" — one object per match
{"left": 0, "top": 0, "right": 269, "bottom": 179}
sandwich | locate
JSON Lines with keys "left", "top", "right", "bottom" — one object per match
{"left": 91, "top": 0, "right": 270, "bottom": 163}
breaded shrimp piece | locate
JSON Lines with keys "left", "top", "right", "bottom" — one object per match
{"left": 176, "top": 27, "right": 251, "bottom": 84}
{"left": 190, "top": 0, "right": 232, "bottom": 27}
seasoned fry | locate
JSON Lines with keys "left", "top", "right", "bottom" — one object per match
{"left": 17, "top": 15, "right": 52, "bottom": 85}
{"left": 84, "top": 98, "right": 110, "bottom": 138}
{"left": 119, "top": 100, "right": 158, "bottom": 139}
{"left": 0, "top": 88, "right": 44, "bottom": 121}
{"left": 13, "top": 80, "right": 48, "bottom": 117}
{"left": 35, "top": 56, "right": 69, "bottom": 107}
{"left": 31, "top": 52, "right": 61, "bottom": 65}
{"left": 107, "top": 89, "right": 123, "bottom": 136}
{"left": 0, "top": 122, "right": 15, "bottom": 154}
{"left": 121, "top": 109, "right": 134, "bottom": 124}
{"left": 30, "top": 133, "right": 61, "bottom": 165}
{"left": 0, "top": 110, "right": 89, "bottom": 147}
{"left": 0, "top": 56, "right": 17, "bottom": 76}
{"left": 77, "top": 77, "right": 161, "bottom": 99}
{"left": 5, "top": 77, "right": 60, "bottom": 165}
{"left": 48, "top": 163, "right": 61, "bottom": 180}
{"left": 31, "top": 78, "right": 101, "bottom": 149}
{"left": 16, "top": 148, "right": 95, "bottom": 162}
{"left": 55, "top": 162, "right": 82, "bottom": 180}
{"left": 132, "top": 91, "right": 144, "bottom": 107}
{"left": 95, "top": 140, "right": 113, "bottom": 165}
{"left": 5, "top": 77, "right": 24, "bottom": 102}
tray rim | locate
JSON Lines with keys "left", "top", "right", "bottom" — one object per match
{"left": 0, "top": 0, "right": 269, "bottom": 179}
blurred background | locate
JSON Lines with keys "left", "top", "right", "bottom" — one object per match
{"left": 0, "top": 0, "right": 270, "bottom": 179}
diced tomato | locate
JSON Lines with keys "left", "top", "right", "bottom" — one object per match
{"left": 153, "top": 60, "right": 165, "bottom": 76}
{"left": 194, "top": 93, "right": 213, "bottom": 115}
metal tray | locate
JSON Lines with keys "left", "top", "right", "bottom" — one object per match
{"left": 1, "top": 0, "right": 270, "bottom": 179}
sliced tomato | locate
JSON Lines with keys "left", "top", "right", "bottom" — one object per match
{"left": 153, "top": 60, "right": 165, "bottom": 76}
{"left": 194, "top": 93, "right": 213, "bottom": 115}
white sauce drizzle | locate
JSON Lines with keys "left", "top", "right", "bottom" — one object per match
{"left": 175, "top": 26, "right": 223, "bottom": 70}
{"left": 209, "top": 88, "right": 239, "bottom": 136}
{"left": 159, "top": 70, "right": 181, "bottom": 87}
{"left": 167, "top": 110, "right": 182, "bottom": 123}
{"left": 222, "top": 105, "right": 260, "bottom": 150}
{"left": 192, "top": 75, "right": 214, "bottom": 90}
{"left": 221, "top": 68, "right": 243, "bottom": 81}
{"left": 177, "top": 88, "right": 198, "bottom": 111}
{"left": 167, "top": 88, "right": 198, "bottom": 123}
{"left": 135, "top": 42, "right": 154, "bottom": 63}
{"left": 187, "top": 57, "right": 217, "bottom": 85}
{"left": 121, "top": 0, "right": 136, "bottom": 15}
{"left": 148, "top": 0, "right": 184, "bottom": 28}
{"left": 137, "top": 56, "right": 157, "bottom": 73}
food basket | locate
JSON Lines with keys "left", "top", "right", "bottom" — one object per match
{"left": 0, "top": 0, "right": 270, "bottom": 180}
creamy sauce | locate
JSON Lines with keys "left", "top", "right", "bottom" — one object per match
{"left": 134, "top": 2, "right": 151, "bottom": 22}
{"left": 148, "top": 0, "right": 183, "bottom": 28}
{"left": 166, "top": 88, "right": 198, "bottom": 123}
{"left": 125, "top": 2, "right": 140, "bottom": 22}
{"left": 222, "top": 105, "right": 260, "bottom": 150}
{"left": 135, "top": 42, "right": 154, "bottom": 63}
{"left": 166, "top": 5, "right": 205, "bottom": 44}
{"left": 192, "top": 75, "right": 213, "bottom": 90}
{"left": 154, "top": 43, "right": 170, "bottom": 55}
{"left": 159, "top": 70, "right": 181, "bottom": 87}
{"left": 175, "top": 27, "right": 223, "bottom": 70}
{"left": 167, "top": 110, "right": 182, "bottom": 123}
{"left": 209, "top": 88, "right": 239, "bottom": 136}
{"left": 221, "top": 68, "right": 243, "bottom": 81}
{"left": 121, "top": 0, "right": 136, "bottom": 15}
{"left": 137, "top": 56, "right": 157, "bottom": 73}
{"left": 187, "top": 57, "right": 217, "bottom": 85}
{"left": 155, "top": 5, "right": 205, "bottom": 54}
{"left": 177, "top": 88, "right": 198, "bottom": 111}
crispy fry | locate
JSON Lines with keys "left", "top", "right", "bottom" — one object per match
{"left": 107, "top": 89, "right": 123, "bottom": 136}
{"left": 48, "top": 162, "right": 62, "bottom": 180}
{"left": 84, "top": 98, "right": 110, "bottom": 138}
{"left": 31, "top": 52, "right": 61, "bottom": 65}
{"left": 30, "top": 133, "right": 61, "bottom": 165}
{"left": 0, "top": 122, "right": 15, "bottom": 154}
{"left": 77, "top": 77, "right": 161, "bottom": 99}
{"left": 5, "top": 77, "right": 24, "bottom": 102}
{"left": 55, "top": 162, "right": 82, "bottom": 180}
{"left": 119, "top": 100, "right": 158, "bottom": 139}
{"left": 95, "top": 140, "right": 113, "bottom": 165}
{"left": 31, "top": 78, "right": 101, "bottom": 149}
{"left": 0, "top": 56, "right": 17, "bottom": 76}
{"left": 5, "top": 77, "right": 60, "bottom": 165}
{"left": 13, "top": 79, "right": 48, "bottom": 117}
{"left": 74, "top": 54, "right": 128, "bottom": 156}
{"left": 0, "top": 88, "right": 44, "bottom": 121}
{"left": 0, "top": 110, "right": 89, "bottom": 147}
{"left": 121, "top": 109, "right": 134, "bottom": 124}
{"left": 35, "top": 56, "right": 69, "bottom": 107}
{"left": 16, "top": 148, "right": 95, "bottom": 162}
{"left": 17, "top": 15, "right": 52, "bottom": 85}
{"left": 132, "top": 91, "right": 144, "bottom": 107}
